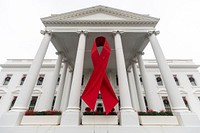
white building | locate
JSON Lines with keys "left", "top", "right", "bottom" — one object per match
{"left": 0, "top": 5, "right": 200, "bottom": 133}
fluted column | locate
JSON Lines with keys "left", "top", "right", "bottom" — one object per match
{"left": 137, "top": 52, "right": 163, "bottom": 111}
{"left": 148, "top": 31, "right": 188, "bottom": 111}
{"left": 12, "top": 30, "right": 52, "bottom": 111}
{"left": 60, "top": 66, "right": 73, "bottom": 111}
{"left": 54, "top": 60, "right": 68, "bottom": 110}
{"left": 61, "top": 31, "right": 86, "bottom": 125}
{"left": 127, "top": 67, "right": 140, "bottom": 111}
{"left": 132, "top": 61, "right": 146, "bottom": 112}
{"left": 114, "top": 31, "right": 139, "bottom": 126}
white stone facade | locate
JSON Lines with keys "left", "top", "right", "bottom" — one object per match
{"left": 0, "top": 5, "right": 200, "bottom": 133}
{"left": 1, "top": 59, "right": 200, "bottom": 117}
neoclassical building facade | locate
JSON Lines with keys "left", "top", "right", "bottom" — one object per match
{"left": 0, "top": 5, "right": 200, "bottom": 133}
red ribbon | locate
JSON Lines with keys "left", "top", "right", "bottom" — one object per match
{"left": 81, "top": 36, "right": 118, "bottom": 114}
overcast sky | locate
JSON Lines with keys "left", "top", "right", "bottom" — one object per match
{"left": 0, "top": 0, "right": 200, "bottom": 66}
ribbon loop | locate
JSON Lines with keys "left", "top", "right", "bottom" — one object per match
{"left": 81, "top": 36, "right": 118, "bottom": 114}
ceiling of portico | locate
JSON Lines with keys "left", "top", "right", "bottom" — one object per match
{"left": 42, "top": 5, "right": 159, "bottom": 72}
{"left": 51, "top": 32, "right": 148, "bottom": 71}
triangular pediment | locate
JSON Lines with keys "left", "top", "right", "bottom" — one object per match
{"left": 72, "top": 13, "right": 126, "bottom": 21}
{"left": 41, "top": 5, "right": 159, "bottom": 27}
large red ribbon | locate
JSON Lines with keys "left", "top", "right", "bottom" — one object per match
{"left": 81, "top": 36, "right": 118, "bottom": 114}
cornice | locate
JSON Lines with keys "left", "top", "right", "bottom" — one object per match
{"left": 41, "top": 5, "right": 159, "bottom": 27}
{"left": 43, "top": 20, "right": 158, "bottom": 27}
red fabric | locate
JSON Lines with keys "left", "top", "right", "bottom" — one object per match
{"left": 81, "top": 36, "right": 118, "bottom": 114}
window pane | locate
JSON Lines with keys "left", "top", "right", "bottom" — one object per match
{"left": 28, "top": 96, "right": 38, "bottom": 110}
{"left": 9, "top": 96, "right": 17, "bottom": 110}
{"left": 182, "top": 96, "right": 190, "bottom": 110}
{"left": 173, "top": 75, "right": 180, "bottom": 86}
{"left": 162, "top": 96, "right": 171, "bottom": 111}
{"left": 155, "top": 75, "right": 163, "bottom": 86}
{"left": 51, "top": 96, "right": 56, "bottom": 110}
{"left": 3, "top": 74, "right": 12, "bottom": 85}
{"left": 37, "top": 75, "right": 45, "bottom": 85}
{"left": 187, "top": 75, "right": 197, "bottom": 86}
{"left": 20, "top": 75, "right": 26, "bottom": 85}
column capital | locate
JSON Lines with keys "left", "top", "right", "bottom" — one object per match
{"left": 40, "top": 30, "right": 52, "bottom": 35}
{"left": 148, "top": 31, "right": 160, "bottom": 36}
{"left": 56, "top": 51, "right": 64, "bottom": 56}
{"left": 76, "top": 30, "right": 88, "bottom": 35}
{"left": 137, "top": 51, "right": 144, "bottom": 56}
{"left": 112, "top": 30, "right": 124, "bottom": 35}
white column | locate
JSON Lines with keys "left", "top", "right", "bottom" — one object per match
{"left": 137, "top": 52, "right": 163, "bottom": 111}
{"left": 60, "top": 66, "right": 73, "bottom": 111}
{"left": 148, "top": 31, "right": 187, "bottom": 111}
{"left": 37, "top": 52, "right": 63, "bottom": 110}
{"left": 12, "top": 30, "right": 52, "bottom": 111}
{"left": 149, "top": 31, "right": 200, "bottom": 126}
{"left": 53, "top": 60, "right": 68, "bottom": 110}
{"left": 114, "top": 31, "right": 139, "bottom": 126}
{"left": 132, "top": 61, "right": 146, "bottom": 112}
{"left": 127, "top": 67, "right": 140, "bottom": 111}
{"left": 61, "top": 31, "right": 86, "bottom": 125}
{"left": 0, "top": 31, "right": 52, "bottom": 126}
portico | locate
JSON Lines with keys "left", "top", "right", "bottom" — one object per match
{"left": 0, "top": 5, "right": 200, "bottom": 128}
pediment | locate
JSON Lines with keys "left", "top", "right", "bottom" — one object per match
{"left": 41, "top": 5, "right": 159, "bottom": 27}
{"left": 72, "top": 13, "right": 126, "bottom": 21}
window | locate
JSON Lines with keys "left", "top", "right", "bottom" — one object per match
{"left": 182, "top": 96, "right": 190, "bottom": 110}
{"left": 28, "top": 96, "right": 38, "bottom": 110}
{"left": 116, "top": 75, "right": 119, "bottom": 86}
{"left": 198, "top": 96, "right": 200, "bottom": 102}
{"left": 96, "top": 103, "right": 103, "bottom": 112}
{"left": 9, "top": 96, "right": 17, "bottom": 110}
{"left": 187, "top": 75, "right": 197, "bottom": 86}
{"left": 81, "top": 75, "right": 84, "bottom": 86}
{"left": 57, "top": 74, "right": 61, "bottom": 85}
{"left": 139, "top": 75, "right": 143, "bottom": 85}
{"left": 36, "top": 74, "right": 45, "bottom": 85}
{"left": 173, "top": 75, "right": 180, "bottom": 86}
{"left": 155, "top": 75, "right": 163, "bottom": 86}
{"left": 20, "top": 74, "right": 26, "bottom": 85}
{"left": 51, "top": 96, "right": 56, "bottom": 110}
{"left": 144, "top": 96, "right": 148, "bottom": 110}
{"left": 3, "top": 74, "right": 12, "bottom": 85}
{"left": 162, "top": 96, "right": 171, "bottom": 111}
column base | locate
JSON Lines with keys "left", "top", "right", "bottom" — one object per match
{"left": 120, "top": 110, "right": 139, "bottom": 126}
{"left": 174, "top": 112, "right": 200, "bottom": 126}
{"left": 60, "top": 110, "right": 80, "bottom": 126}
{"left": 0, "top": 111, "right": 24, "bottom": 126}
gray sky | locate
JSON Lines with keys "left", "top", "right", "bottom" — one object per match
{"left": 0, "top": 0, "right": 200, "bottom": 65}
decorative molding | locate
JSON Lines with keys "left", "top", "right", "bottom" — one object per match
{"left": 148, "top": 31, "right": 160, "bottom": 36}
{"left": 41, "top": 5, "right": 159, "bottom": 27}
{"left": 40, "top": 30, "right": 52, "bottom": 35}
